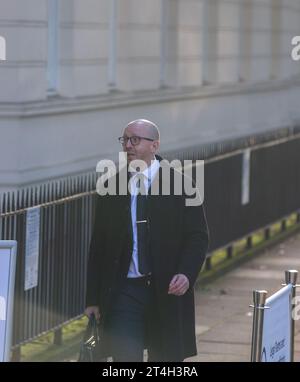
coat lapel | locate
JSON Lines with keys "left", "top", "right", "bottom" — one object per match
{"left": 116, "top": 170, "right": 133, "bottom": 247}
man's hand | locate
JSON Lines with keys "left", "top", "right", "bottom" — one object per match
{"left": 85, "top": 306, "right": 101, "bottom": 322}
{"left": 168, "top": 274, "right": 190, "bottom": 296}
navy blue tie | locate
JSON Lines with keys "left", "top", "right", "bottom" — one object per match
{"left": 136, "top": 178, "right": 150, "bottom": 275}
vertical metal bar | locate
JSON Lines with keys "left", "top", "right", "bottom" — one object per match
{"left": 11, "top": 191, "right": 16, "bottom": 239}
{"left": 205, "top": 256, "right": 212, "bottom": 271}
{"left": 70, "top": 193, "right": 75, "bottom": 315}
{"left": 81, "top": 194, "right": 87, "bottom": 309}
{"left": 74, "top": 196, "right": 79, "bottom": 315}
{"left": 7, "top": 192, "right": 11, "bottom": 240}
{"left": 52, "top": 182, "right": 58, "bottom": 335}
{"left": 32, "top": 186, "right": 38, "bottom": 339}
{"left": 79, "top": 174, "right": 84, "bottom": 310}
{"left": 250, "top": 290, "right": 268, "bottom": 362}
{"left": 53, "top": 328, "right": 62, "bottom": 346}
{"left": 37, "top": 185, "right": 42, "bottom": 335}
{"left": 65, "top": 179, "right": 71, "bottom": 318}
{"left": 56, "top": 181, "right": 64, "bottom": 324}
{"left": 53, "top": 181, "right": 59, "bottom": 328}
{"left": 13, "top": 190, "right": 20, "bottom": 348}
{"left": 15, "top": 190, "right": 25, "bottom": 346}
{"left": 0, "top": 194, "right": 3, "bottom": 238}
{"left": 73, "top": 179, "right": 77, "bottom": 315}
{"left": 2, "top": 193, "right": 7, "bottom": 239}
{"left": 265, "top": 227, "right": 270, "bottom": 240}
{"left": 36, "top": 185, "right": 42, "bottom": 337}
{"left": 24, "top": 187, "right": 30, "bottom": 342}
{"left": 281, "top": 219, "right": 286, "bottom": 231}
{"left": 61, "top": 180, "right": 66, "bottom": 322}
{"left": 28, "top": 186, "right": 34, "bottom": 340}
{"left": 227, "top": 245, "right": 233, "bottom": 260}
{"left": 11, "top": 347, "right": 21, "bottom": 362}
{"left": 45, "top": 183, "right": 51, "bottom": 331}
{"left": 285, "top": 270, "right": 298, "bottom": 362}
{"left": 50, "top": 182, "right": 56, "bottom": 327}
{"left": 246, "top": 236, "right": 252, "bottom": 249}
{"left": 41, "top": 184, "right": 47, "bottom": 333}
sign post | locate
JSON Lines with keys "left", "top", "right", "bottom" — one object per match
{"left": 0, "top": 241, "right": 17, "bottom": 362}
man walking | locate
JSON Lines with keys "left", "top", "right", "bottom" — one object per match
{"left": 85, "top": 119, "right": 209, "bottom": 362}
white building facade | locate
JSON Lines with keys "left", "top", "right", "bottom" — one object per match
{"left": 0, "top": 0, "right": 299, "bottom": 192}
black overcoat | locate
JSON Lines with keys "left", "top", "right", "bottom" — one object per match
{"left": 86, "top": 156, "right": 209, "bottom": 360}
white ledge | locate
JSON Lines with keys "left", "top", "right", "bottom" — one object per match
{"left": 0, "top": 76, "right": 300, "bottom": 119}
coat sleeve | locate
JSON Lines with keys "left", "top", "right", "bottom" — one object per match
{"left": 177, "top": 189, "right": 209, "bottom": 288}
{"left": 85, "top": 194, "right": 105, "bottom": 308}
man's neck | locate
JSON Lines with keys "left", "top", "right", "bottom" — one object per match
{"left": 145, "top": 156, "right": 157, "bottom": 168}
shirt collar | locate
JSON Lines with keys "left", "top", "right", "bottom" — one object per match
{"left": 141, "top": 158, "right": 159, "bottom": 183}
{"left": 129, "top": 158, "right": 160, "bottom": 185}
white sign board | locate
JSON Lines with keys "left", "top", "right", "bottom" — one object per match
{"left": 0, "top": 241, "right": 17, "bottom": 362}
{"left": 241, "top": 148, "right": 251, "bottom": 205}
{"left": 261, "top": 284, "right": 292, "bottom": 362}
{"left": 25, "top": 207, "right": 40, "bottom": 291}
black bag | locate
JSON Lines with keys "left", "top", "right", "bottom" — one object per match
{"left": 78, "top": 314, "right": 105, "bottom": 362}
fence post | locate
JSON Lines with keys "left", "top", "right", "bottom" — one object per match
{"left": 53, "top": 328, "right": 63, "bottom": 346}
{"left": 11, "top": 347, "right": 21, "bottom": 362}
{"left": 264, "top": 227, "right": 270, "bottom": 240}
{"left": 281, "top": 219, "right": 286, "bottom": 232}
{"left": 284, "top": 270, "right": 298, "bottom": 362}
{"left": 246, "top": 236, "right": 252, "bottom": 249}
{"left": 250, "top": 290, "right": 268, "bottom": 362}
{"left": 226, "top": 245, "right": 233, "bottom": 260}
{"left": 205, "top": 256, "right": 211, "bottom": 271}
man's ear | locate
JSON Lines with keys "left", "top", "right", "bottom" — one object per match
{"left": 152, "top": 140, "right": 160, "bottom": 153}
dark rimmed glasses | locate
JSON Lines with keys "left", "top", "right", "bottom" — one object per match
{"left": 118, "top": 136, "right": 154, "bottom": 146}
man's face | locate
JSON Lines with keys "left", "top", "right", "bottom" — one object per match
{"left": 122, "top": 123, "right": 158, "bottom": 166}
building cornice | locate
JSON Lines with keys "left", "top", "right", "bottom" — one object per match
{"left": 0, "top": 76, "right": 300, "bottom": 119}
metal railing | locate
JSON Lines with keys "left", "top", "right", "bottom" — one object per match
{"left": 0, "top": 174, "right": 97, "bottom": 348}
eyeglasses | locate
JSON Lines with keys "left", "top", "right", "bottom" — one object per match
{"left": 118, "top": 136, "right": 154, "bottom": 146}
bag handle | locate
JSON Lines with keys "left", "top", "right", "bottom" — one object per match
{"left": 85, "top": 313, "right": 100, "bottom": 342}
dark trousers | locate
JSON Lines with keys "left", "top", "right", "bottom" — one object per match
{"left": 104, "top": 277, "right": 178, "bottom": 362}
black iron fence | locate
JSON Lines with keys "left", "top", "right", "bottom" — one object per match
{"left": 0, "top": 176, "right": 97, "bottom": 348}
{"left": 1, "top": 127, "right": 300, "bottom": 349}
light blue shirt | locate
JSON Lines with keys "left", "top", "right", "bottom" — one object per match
{"left": 127, "top": 158, "right": 160, "bottom": 278}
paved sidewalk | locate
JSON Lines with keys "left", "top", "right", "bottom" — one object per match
{"left": 187, "top": 231, "right": 300, "bottom": 362}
